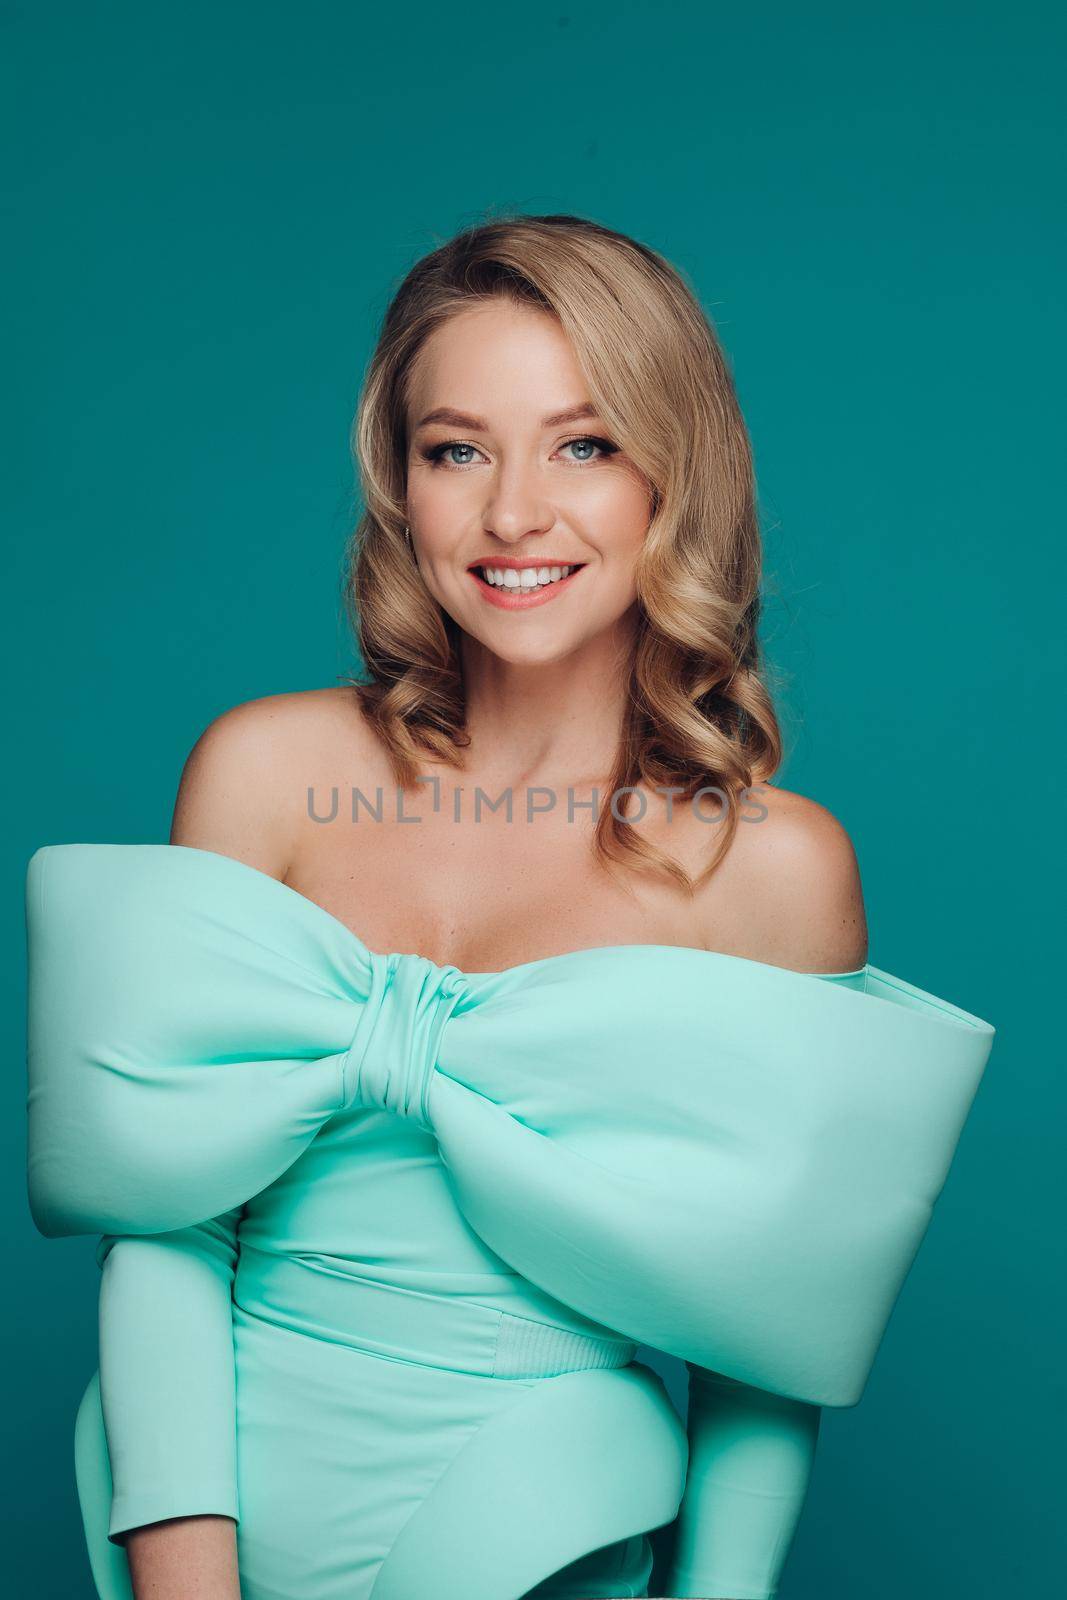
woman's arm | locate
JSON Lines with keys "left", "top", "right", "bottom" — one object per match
{"left": 101, "top": 699, "right": 301, "bottom": 1596}
{"left": 663, "top": 1366, "right": 820, "bottom": 1600}
{"left": 124, "top": 1516, "right": 241, "bottom": 1600}
{"left": 98, "top": 1212, "right": 243, "bottom": 1599}
{"left": 664, "top": 799, "right": 863, "bottom": 1595}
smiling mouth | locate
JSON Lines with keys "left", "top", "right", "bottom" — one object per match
{"left": 469, "top": 562, "right": 586, "bottom": 592}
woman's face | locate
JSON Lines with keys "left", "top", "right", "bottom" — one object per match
{"left": 404, "top": 299, "right": 652, "bottom": 666}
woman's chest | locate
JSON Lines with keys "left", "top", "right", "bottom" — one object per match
{"left": 286, "top": 782, "right": 737, "bottom": 972}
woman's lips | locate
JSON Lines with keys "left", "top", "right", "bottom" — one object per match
{"left": 467, "top": 565, "right": 586, "bottom": 610}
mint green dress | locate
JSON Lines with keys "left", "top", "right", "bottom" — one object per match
{"left": 25, "top": 844, "right": 995, "bottom": 1600}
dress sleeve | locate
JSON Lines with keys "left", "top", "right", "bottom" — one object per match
{"left": 663, "top": 1365, "right": 820, "bottom": 1599}
{"left": 96, "top": 1207, "right": 243, "bottom": 1544}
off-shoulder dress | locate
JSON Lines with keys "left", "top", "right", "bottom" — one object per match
{"left": 25, "top": 844, "right": 996, "bottom": 1600}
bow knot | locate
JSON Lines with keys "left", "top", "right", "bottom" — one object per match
{"left": 341, "top": 950, "right": 469, "bottom": 1131}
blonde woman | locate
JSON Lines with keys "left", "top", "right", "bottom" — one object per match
{"left": 26, "top": 214, "right": 995, "bottom": 1600}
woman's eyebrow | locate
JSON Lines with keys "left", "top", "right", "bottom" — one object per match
{"left": 414, "top": 402, "right": 602, "bottom": 431}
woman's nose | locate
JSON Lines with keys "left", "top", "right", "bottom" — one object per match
{"left": 481, "top": 459, "right": 555, "bottom": 541}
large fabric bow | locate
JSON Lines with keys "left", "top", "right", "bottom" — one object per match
{"left": 26, "top": 843, "right": 995, "bottom": 1407}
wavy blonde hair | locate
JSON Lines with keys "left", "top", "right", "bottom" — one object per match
{"left": 342, "top": 212, "right": 783, "bottom": 893}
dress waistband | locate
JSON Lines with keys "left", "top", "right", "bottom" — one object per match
{"left": 234, "top": 1245, "right": 637, "bottom": 1380}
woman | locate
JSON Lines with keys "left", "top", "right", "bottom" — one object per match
{"left": 26, "top": 214, "right": 996, "bottom": 1600}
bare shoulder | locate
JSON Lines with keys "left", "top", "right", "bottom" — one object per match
{"left": 170, "top": 686, "right": 383, "bottom": 876}
{"left": 720, "top": 781, "right": 869, "bottom": 973}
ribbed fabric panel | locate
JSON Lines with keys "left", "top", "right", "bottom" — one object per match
{"left": 236, "top": 1246, "right": 636, "bottom": 1381}
{"left": 493, "top": 1310, "right": 635, "bottom": 1377}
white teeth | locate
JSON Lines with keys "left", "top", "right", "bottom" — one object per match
{"left": 480, "top": 564, "right": 575, "bottom": 589}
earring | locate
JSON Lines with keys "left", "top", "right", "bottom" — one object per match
{"left": 403, "top": 524, "right": 412, "bottom": 546}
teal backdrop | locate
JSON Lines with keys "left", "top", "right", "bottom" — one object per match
{"left": 3, "top": 2, "right": 1062, "bottom": 1594}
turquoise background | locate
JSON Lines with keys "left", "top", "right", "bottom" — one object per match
{"left": 3, "top": 2, "right": 1062, "bottom": 1594}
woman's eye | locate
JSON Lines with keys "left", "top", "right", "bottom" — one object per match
{"left": 429, "top": 442, "right": 482, "bottom": 467}
{"left": 560, "top": 436, "right": 616, "bottom": 464}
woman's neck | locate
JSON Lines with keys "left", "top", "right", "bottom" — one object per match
{"left": 457, "top": 618, "right": 636, "bottom": 790}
